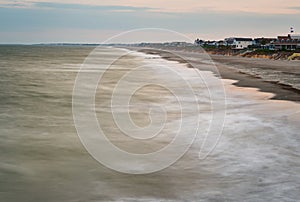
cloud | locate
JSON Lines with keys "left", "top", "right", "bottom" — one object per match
{"left": 0, "top": 1, "right": 155, "bottom": 12}
{"left": 1, "top": 0, "right": 300, "bottom": 14}
{"left": 32, "top": 2, "right": 155, "bottom": 12}
{"left": 290, "top": 7, "right": 300, "bottom": 10}
{"left": 0, "top": 0, "right": 32, "bottom": 8}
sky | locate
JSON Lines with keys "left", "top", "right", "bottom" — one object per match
{"left": 0, "top": 0, "right": 300, "bottom": 43}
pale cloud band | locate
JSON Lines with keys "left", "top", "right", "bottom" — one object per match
{"left": 1, "top": 0, "right": 300, "bottom": 14}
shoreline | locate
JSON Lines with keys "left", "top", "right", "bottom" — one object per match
{"left": 126, "top": 46, "right": 300, "bottom": 103}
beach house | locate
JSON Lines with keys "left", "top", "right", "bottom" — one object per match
{"left": 253, "top": 37, "right": 277, "bottom": 50}
{"left": 274, "top": 34, "right": 300, "bottom": 50}
{"left": 225, "top": 38, "right": 253, "bottom": 49}
{"left": 291, "top": 34, "right": 300, "bottom": 49}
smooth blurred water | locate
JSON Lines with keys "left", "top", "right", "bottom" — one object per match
{"left": 0, "top": 45, "right": 98, "bottom": 201}
{"left": 0, "top": 45, "right": 300, "bottom": 202}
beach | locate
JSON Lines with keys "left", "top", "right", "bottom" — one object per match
{"left": 0, "top": 45, "right": 300, "bottom": 201}
{"left": 130, "top": 46, "right": 300, "bottom": 102}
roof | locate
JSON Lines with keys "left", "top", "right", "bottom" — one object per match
{"left": 254, "top": 38, "right": 276, "bottom": 41}
{"left": 234, "top": 38, "right": 253, "bottom": 41}
{"left": 278, "top": 36, "right": 290, "bottom": 39}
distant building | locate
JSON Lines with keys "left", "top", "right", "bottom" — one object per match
{"left": 290, "top": 34, "right": 300, "bottom": 49}
{"left": 160, "top": 42, "right": 194, "bottom": 47}
{"left": 207, "top": 41, "right": 217, "bottom": 46}
{"left": 194, "top": 38, "right": 204, "bottom": 46}
{"left": 195, "top": 39, "right": 227, "bottom": 47}
{"left": 290, "top": 34, "right": 300, "bottom": 40}
{"left": 273, "top": 34, "right": 300, "bottom": 50}
{"left": 225, "top": 38, "right": 253, "bottom": 49}
{"left": 216, "top": 40, "right": 226, "bottom": 47}
{"left": 253, "top": 37, "right": 276, "bottom": 49}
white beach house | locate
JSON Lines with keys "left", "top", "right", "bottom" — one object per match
{"left": 225, "top": 38, "right": 253, "bottom": 49}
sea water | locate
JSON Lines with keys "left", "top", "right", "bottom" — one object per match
{"left": 0, "top": 45, "right": 299, "bottom": 201}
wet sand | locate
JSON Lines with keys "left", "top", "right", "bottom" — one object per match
{"left": 129, "top": 47, "right": 300, "bottom": 102}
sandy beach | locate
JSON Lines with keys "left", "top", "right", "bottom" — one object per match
{"left": 129, "top": 46, "right": 300, "bottom": 102}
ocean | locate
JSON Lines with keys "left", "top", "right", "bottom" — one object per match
{"left": 0, "top": 45, "right": 299, "bottom": 201}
